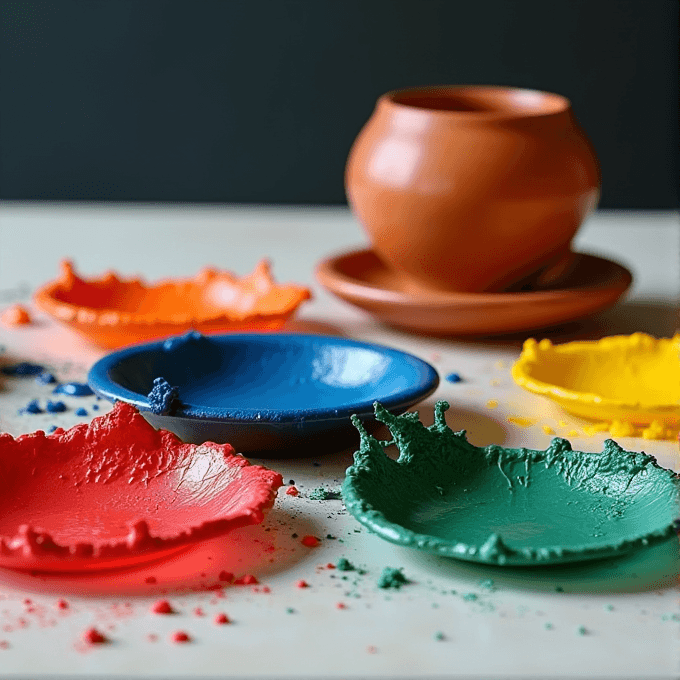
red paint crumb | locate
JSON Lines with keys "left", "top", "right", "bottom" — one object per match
{"left": 1, "top": 304, "right": 31, "bottom": 326}
{"left": 367, "top": 645, "right": 378, "bottom": 654}
{"left": 214, "top": 613, "right": 230, "bottom": 625}
{"left": 23, "top": 599, "right": 32, "bottom": 605}
{"left": 151, "top": 599, "right": 173, "bottom": 615}
{"left": 193, "top": 607, "right": 205, "bottom": 617}
{"left": 233, "top": 574, "right": 258, "bottom": 585}
{"left": 170, "top": 631, "right": 191, "bottom": 644}
{"left": 145, "top": 576, "right": 157, "bottom": 584}
{"left": 262, "top": 586, "right": 271, "bottom": 593}
{"left": 56, "top": 599, "right": 69, "bottom": 610}
{"left": 336, "top": 602, "right": 347, "bottom": 610}
{"left": 326, "top": 563, "right": 335, "bottom": 569}
{"left": 82, "top": 628, "right": 106, "bottom": 644}
{"left": 146, "top": 633, "right": 158, "bottom": 642}
{"left": 301, "top": 535, "right": 320, "bottom": 547}
{"left": 218, "top": 570, "right": 234, "bottom": 582}
{"left": 286, "top": 486, "right": 299, "bottom": 496}
{"left": 0, "top": 641, "right": 9, "bottom": 650}
{"left": 296, "top": 580, "right": 310, "bottom": 588}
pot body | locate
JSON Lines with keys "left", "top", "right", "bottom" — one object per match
{"left": 346, "top": 86, "right": 600, "bottom": 293}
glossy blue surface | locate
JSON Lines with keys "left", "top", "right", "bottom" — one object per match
{"left": 87, "top": 332, "right": 439, "bottom": 454}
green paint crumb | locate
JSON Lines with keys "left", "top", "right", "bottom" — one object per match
{"left": 433, "top": 631, "right": 445, "bottom": 641}
{"left": 377, "top": 567, "right": 408, "bottom": 589}
{"left": 479, "top": 579, "right": 496, "bottom": 591}
{"left": 431, "top": 603, "right": 439, "bottom": 609}
{"left": 605, "top": 604, "right": 614, "bottom": 611}
{"left": 661, "top": 613, "right": 680, "bottom": 622}
{"left": 309, "top": 487, "right": 342, "bottom": 500}
{"left": 463, "top": 593, "right": 478, "bottom": 602}
{"left": 450, "top": 589, "right": 457, "bottom": 595}
{"left": 326, "top": 534, "right": 337, "bottom": 540}
{"left": 555, "top": 586, "right": 564, "bottom": 592}
{"left": 286, "top": 607, "right": 295, "bottom": 614}
{"left": 577, "top": 625, "right": 588, "bottom": 636}
{"left": 544, "top": 622, "right": 554, "bottom": 630}
{"left": 336, "top": 557, "right": 355, "bottom": 572}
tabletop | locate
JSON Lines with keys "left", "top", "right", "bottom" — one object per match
{"left": 0, "top": 203, "right": 678, "bottom": 679}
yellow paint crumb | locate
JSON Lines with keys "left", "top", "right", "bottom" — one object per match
{"left": 486, "top": 400, "right": 498, "bottom": 409}
{"left": 609, "top": 420, "right": 636, "bottom": 437}
{"left": 558, "top": 420, "right": 567, "bottom": 428}
{"left": 494, "top": 361, "right": 506, "bottom": 369}
{"left": 567, "top": 429, "right": 580, "bottom": 437}
{"left": 489, "top": 379, "right": 501, "bottom": 387}
{"left": 542, "top": 425, "right": 555, "bottom": 435}
{"left": 642, "top": 420, "right": 665, "bottom": 440}
{"left": 582, "top": 422, "right": 610, "bottom": 437}
{"left": 507, "top": 416, "right": 536, "bottom": 428}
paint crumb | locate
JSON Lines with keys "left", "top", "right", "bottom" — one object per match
{"left": 145, "top": 576, "right": 157, "bottom": 584}
{"left": 377, "top": 567, "right": 408, "bottom": 590}
{"left": 367, "top": 645, "right": 378, "bottom": 654}
{"left": 82, "top": 627, "right": 107, "bottom": 644}
{"left": 170, "top": 631, "right": 191, "bottom": 644}
{"left": 567, "top": 429, "right": 580, "bottom": 437}
{"left": 0, "top": 640, "right": 9, "bottom": 650}
{"left": 507, "top": 416, "right": 535, "bottom": 428}
{"left": 301, "top": 535, "right": 320, "bottom": 547}
{"left": 445, "top": 372, "right": 462, "bottom": 383}
{"left": 558, "top": 420, "right": 567, "bottom": 427}
{"left": 479, "top": 579, "right": 496, "bottom": 591}
{"left": 53, "top": 381, "right": 94, "bottom": 396}
{"left": 433, "top": 631, "right": 445, "bottom": 641}
{"left": 36, "top": 371, "right": 57, "bottom": 385}
{"left": 296, "top": 580, "right": 310, "bottom": 589}
{"left": 308, "top": 487, "right": 342, "bottom": 500}
{"left": 2, "top": 362, "right": 45, "bottom": 376}
{"left": 233, "top": 574, "right": 258, "bottom": 585}
{"left": 147, "top": 377, "right": 180, "bottom": 416}
{"left": 48, "top": 425, "right": 58, "bottom": 433}
{"left": 583, "top": 421, "right": 611, "bottom": 436}
{"left": 604, "top": 604, "right": 614, "bottom": 611}
{"left": 214, "top": 613, "right": 230, "bottom": 625}
{"left": 336, "top": 557, "right": 355, "bottom": 572}
{"left": 609, "top": 420, "right": 635, "bottom": 437}
{"left": 544, "top": 622, "right": 554, "bottom": 630}
{"left": 1, "top": 304, "right": 31, "bottom": 326}
{"left": 146, "top": 633, "right": 158, "bottom": 642}
{"left": 336, "top": 602, "right": 347, "bottom": 610}
{"left": 20, "top": 398, "right": 43, "bottom": 414}
{"left": 489, "top": 379, "right": 500, "bottom": 386}
{"left": 151, "top": 599, "right": 174, "bottom": 615}
{"left": 577, "top": 625, "right": 588, "bottom": 636}
{"left": 555, "top": 586, "right": 564, "bottom": 592}
{"left": 642, "top": 420, "right": 665, "bottom": 440}
{"left": 286, "top": 486, "right": 299, "bottom": 496}
{"left": 286, "top": 607, "right": 295, "bottom": 614}
{"left": 218, "top": 571, "right": 234, "bottom": 583}
{"left": 56, "top": 599, "right": 69, "bottom": 610}
{"left": 486, "top": 400, "right": 498, "bottom": 409}
{"left": 463, "top": 593, "right": 478, "bottom": 601}
{"left": 661, "top": 613, "right": 680, "bottom": 622}
{"left": 75, "top": 407, "right": 88, "bottom": 416}
{"left": 542, "top": 425, "right": 555, "bottom": 435}
{"left": 46, "top": 400, "right": 67, "bottom": 413}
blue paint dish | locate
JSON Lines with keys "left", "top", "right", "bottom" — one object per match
{"left": 87, "top": 332, "right": 439, "bottom": 455}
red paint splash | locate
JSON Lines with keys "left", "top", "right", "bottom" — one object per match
{"left": 301, "top": 535, "right": 320, "bottom": 547}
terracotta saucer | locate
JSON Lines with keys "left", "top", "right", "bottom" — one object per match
{"left": 315, "top": 249, "right": 633, "bottom": 336}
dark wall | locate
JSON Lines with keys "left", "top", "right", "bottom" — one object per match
{"left": 1, "top": 0, "right": 677, "bottom": 207}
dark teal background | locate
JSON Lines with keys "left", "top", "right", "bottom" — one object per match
{"left": 0, "top": 0, "right": 677, "bottom": 207}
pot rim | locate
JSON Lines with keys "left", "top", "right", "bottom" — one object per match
{"left": 380, "top": 85, "right": 571, "bottom": 120}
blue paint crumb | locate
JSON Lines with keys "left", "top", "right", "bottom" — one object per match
{"left": 3, "top": 362, "right": 46, "bottom": 376}
{"left": 147, "top": 377, "right": 180, "bottom": 416}
{"left": 53, "top": 382, "right": 94, "bottom": 396}
{"left": 75, "top": 407, "right": 88, "bottom": 416}
{"left": 20, "top": 399, "right": 43, "bottom": 414}
{"left": 445, "top": 372, "right": 462, "bottom": 383}
{"left": 92, "top": 404, "right": 99, "bottom": 410}
{"left": 47, "top": 425, "right": 58, "bottom": 433}
{"left": 36, "top": 372, "right": 57, "bottom": 385}
{"left": 46, "top": 400, "right": 67, "bottom": 413}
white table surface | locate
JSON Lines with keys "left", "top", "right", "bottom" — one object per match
{"left": 0, "top": 203, "right": 678, "bottom": 679}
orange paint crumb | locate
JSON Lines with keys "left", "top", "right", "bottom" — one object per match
{"left": 1, "top": 304, "right": 31, "bottom": 326}
{"left": 507, "top": 416, "right": 535, "bottom": 428}
{"left": 542, "top": 425, "right": 555, "bottom": 435}
{"left": 301, "top": 535, "right": 320, "bottom": 547}
{"left": 286, "top": 486, "right": 299, "bottom": 496}
{"left": 486, "top": 400, "right": 498, "bottom": 409}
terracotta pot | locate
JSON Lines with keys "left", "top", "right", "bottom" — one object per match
{"left": 345, "top": 86, "right": 600, "bottom": 293}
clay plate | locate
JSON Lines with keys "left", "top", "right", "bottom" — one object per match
{"left": 87, "top": 331, "right": 439, "bottom": 454}
{"left": 34, "top": 260, "right": 311, "bottom": 348}
{"left": 343, "top": 402, "right": 679, "bottom": 566}
{"left": 0, "top": 403, "right": 283, "bottom": 572}
{"left": 512, "top": 333, "right": 680, "bottom": 428}
{"left": 316, "top": 249, "right": 632, "bottom": 335}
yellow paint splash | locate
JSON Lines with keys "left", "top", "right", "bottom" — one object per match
{"left": 486, "top": 400, "right": 498, "bottom": 409}
{"left": 507, "top": 416, "right": 536, "bottom": 428}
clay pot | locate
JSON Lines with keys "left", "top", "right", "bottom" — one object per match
{"left": 345, "top": 86, "right": 600, "bottom": 293}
